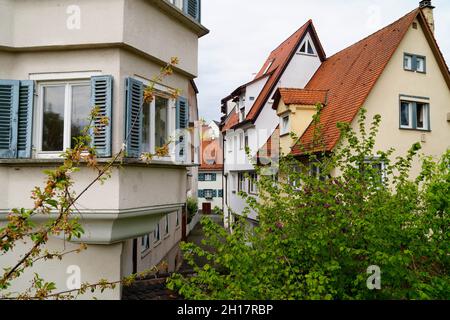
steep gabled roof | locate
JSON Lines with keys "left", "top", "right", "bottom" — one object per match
{"left": 292, "top": 8, "right": 450, "bottom": 155}
{"left": 245, "top": 20, "right": 326, "bottom": 122}
{"left": 221, "top": 108, "right": 239, "bottom": 132}
{"left": 272, "top": 88, "right": 328, "bottom": 107}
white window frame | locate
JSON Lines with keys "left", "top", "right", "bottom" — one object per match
{"left": 136, "top": 77, "right": 177, "bottom": 160}
{"left": 36, "top": 80, "right": 91, "bottom": 158}
{"left": 239, "top": 132, "right": 245, "bottom": 150}
{"left": 404, "top": 54, "right": 413, "bottom": 71}
{"left": 281, "top": 115, "right": 290, "bottom": 135}
{"left": 141, "top": 234, "right": 150, "bottom": 253}
{"left": 164, "top": 214, "right": 170, "bottom": 236}
{"left": 238, "top": 172, "right": 246, "bottom": 192}
{"left": 415, "top": 103, "right": 429, "bottom": 130}
{"left": 288, "top": 165, "right": 302, "bottom": 191}
{"left": 298, "top": 37, "right": 316, "bottom": 56}
{"left": 400, "top": 98, "right": 430, "bottom": 131}
{"left": 400, "top": 101, "right": 413, "bottom": 129}
{"left": 204, "top": 189, "right": 213, "bottom": 199}
{"left": 249, "top": 172, "right": 258, "bottom": 195}
{"left": 204, "top": 173, "right": 213, "bottom": 181}
{"left": 362, "top": 157, "right": 387, "bottom": 185}
{"left": 153, "top": 223, "right": 161, "bottom": 244}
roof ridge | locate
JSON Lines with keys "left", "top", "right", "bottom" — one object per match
{"left": 269, "top": 19, "right": 312, "bottom": 54}
{"left": 280, "top": 88, "right": 328, "bottom": 92}
{"left": 325, "top": 8, "right": 419, "bottom": 61}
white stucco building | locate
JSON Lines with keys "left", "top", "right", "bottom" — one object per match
{"left": 221, "top": 20, "right": 325, "bottom": 226}
{"left": 221, "top": 1, "right": 450, "bottom": 228}
{"left": 198, "top": 124, "right": 223, "bottom": 213}
{"left": 0, "top": 0, "right": 207, "bottom": 299}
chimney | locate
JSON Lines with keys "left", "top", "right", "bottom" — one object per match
{"left": 420, "top": 0, "right": 435, "bottom": 33}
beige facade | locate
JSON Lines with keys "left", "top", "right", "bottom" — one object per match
{"left": 276, "top": 100, "right": 317, "bottom": 155}
{"left": 0, "top": 0, "right": 207, "bottom": 299}
{"left": 347, "top": 16, "right": 450, "bottom": 177}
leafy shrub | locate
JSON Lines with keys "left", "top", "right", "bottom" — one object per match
{"left": 168, "top": 109, "right": 450, "bottom": 300}
{"left": 186, "top": 197, "right": 198, "bottom": 224}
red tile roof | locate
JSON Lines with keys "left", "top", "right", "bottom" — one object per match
{"left": 246, "top": 20, "right": 326, "bottom": 122}
{"left": 273, "top": 88, "right": 328, "bottom": 108}
{"left": 221, "top": 109, "right": 238, "bottom": 132}
{"left": 200, "top": 139, "right": 223, "bottom": 171}
{"left": 292, "top": 9, "right": 433, "bottom": 155}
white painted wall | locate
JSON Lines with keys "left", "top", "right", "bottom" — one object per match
{"left": 223, "top": 31, "right": 322, "bottom": 220}
{"left": 198, "top": 170, "right": 223, "bottom": 210}
{"left": 244, "top": 76, "right": 269, "bottom": 115}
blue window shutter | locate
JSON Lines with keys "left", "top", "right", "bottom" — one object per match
{"left": 212, "top": 173, "right": 217, "bottom": 181}
{"left": 184, "top": 0, "right": 201, "bottom": 22}
{"left": 17, "top": 81, "right": 34, "bottom": 158}
{"left": 213, "top": 189, "right": 217, "bottom": 198}
{"left": 90, "top": 76, "right": 113, "bottom": 158}
{"left": 176, "top": 97, "right": 188, "bottom": 162}
{"left": 199, "top": 173, "right": 205, "bottom": 181}
{"left": 218, "top": 189, "right": 223, "bottom": 198}
{"left": 198, "top": 189, "right": 204, "bottom": 198}
{"left": 0, "top": 80, "right": 20, "bottom": 159}
{"left": 125, "top": 78, "right": 143, "bottom": 158}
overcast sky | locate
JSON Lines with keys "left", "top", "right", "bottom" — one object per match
{"left": 196, "top": 0, "right": 450, "bottom": 122}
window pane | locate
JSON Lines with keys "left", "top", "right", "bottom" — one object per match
{"left": 307, "top": 40, "right": 314, "bottom": 55}
{"left": 141, "top": 102, "right": 151, "bottom": 153}
{"left": 400, "top": 102, "right": 410, "bottom": 127}
{"left": 71, "top": 85, "right": 91, "bottom": 149}
{"left": 155, "top": 96, "right": 168, "bottom": 148}
{"left": 416, "top": 57, "right": 425, "bottom": 72}
{"left": 300, "top": 42, "right": 306, "bottom": 53}
{"left": 404, "top": 55, "right": 412, "bottom": 70}
{"left": 42, "top": 86, "right": 65, "bottom": 151}
{"left": 416, "top": 103, "right": 427, "bottom": 129}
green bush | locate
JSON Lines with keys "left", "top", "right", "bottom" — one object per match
{"left": 186, "top": 197, "right": 198, "bottom": 224}
{"left": 168, "top": 109, "right": 449, "bottom": 300}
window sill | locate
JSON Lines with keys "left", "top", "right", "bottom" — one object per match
{"left": 153, "top": 240, "right": 162, "bottom": 248}
{"left": 399, "top": 127, "right": 431, "bottom": 132}
{"left": 0, "top": 157, "right": 198, "bottom": 168}
{"left": 141, "top": 248, "right": 152, "bottom": 259}
{"left": 296, "top": 53, "right": 317, "bottom": 57}
{"left": 403, "top": 68, "right": 426, "bottom": 74}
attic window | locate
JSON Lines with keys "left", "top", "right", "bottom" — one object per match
{"left": 299, "top": 39, "right": 315, "bottom": 55}
{"left": 412, "top": 22, "right": 418, "bottom": 29}
{"left": 263, "top": 61, "right": 274, "bottom": 74}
